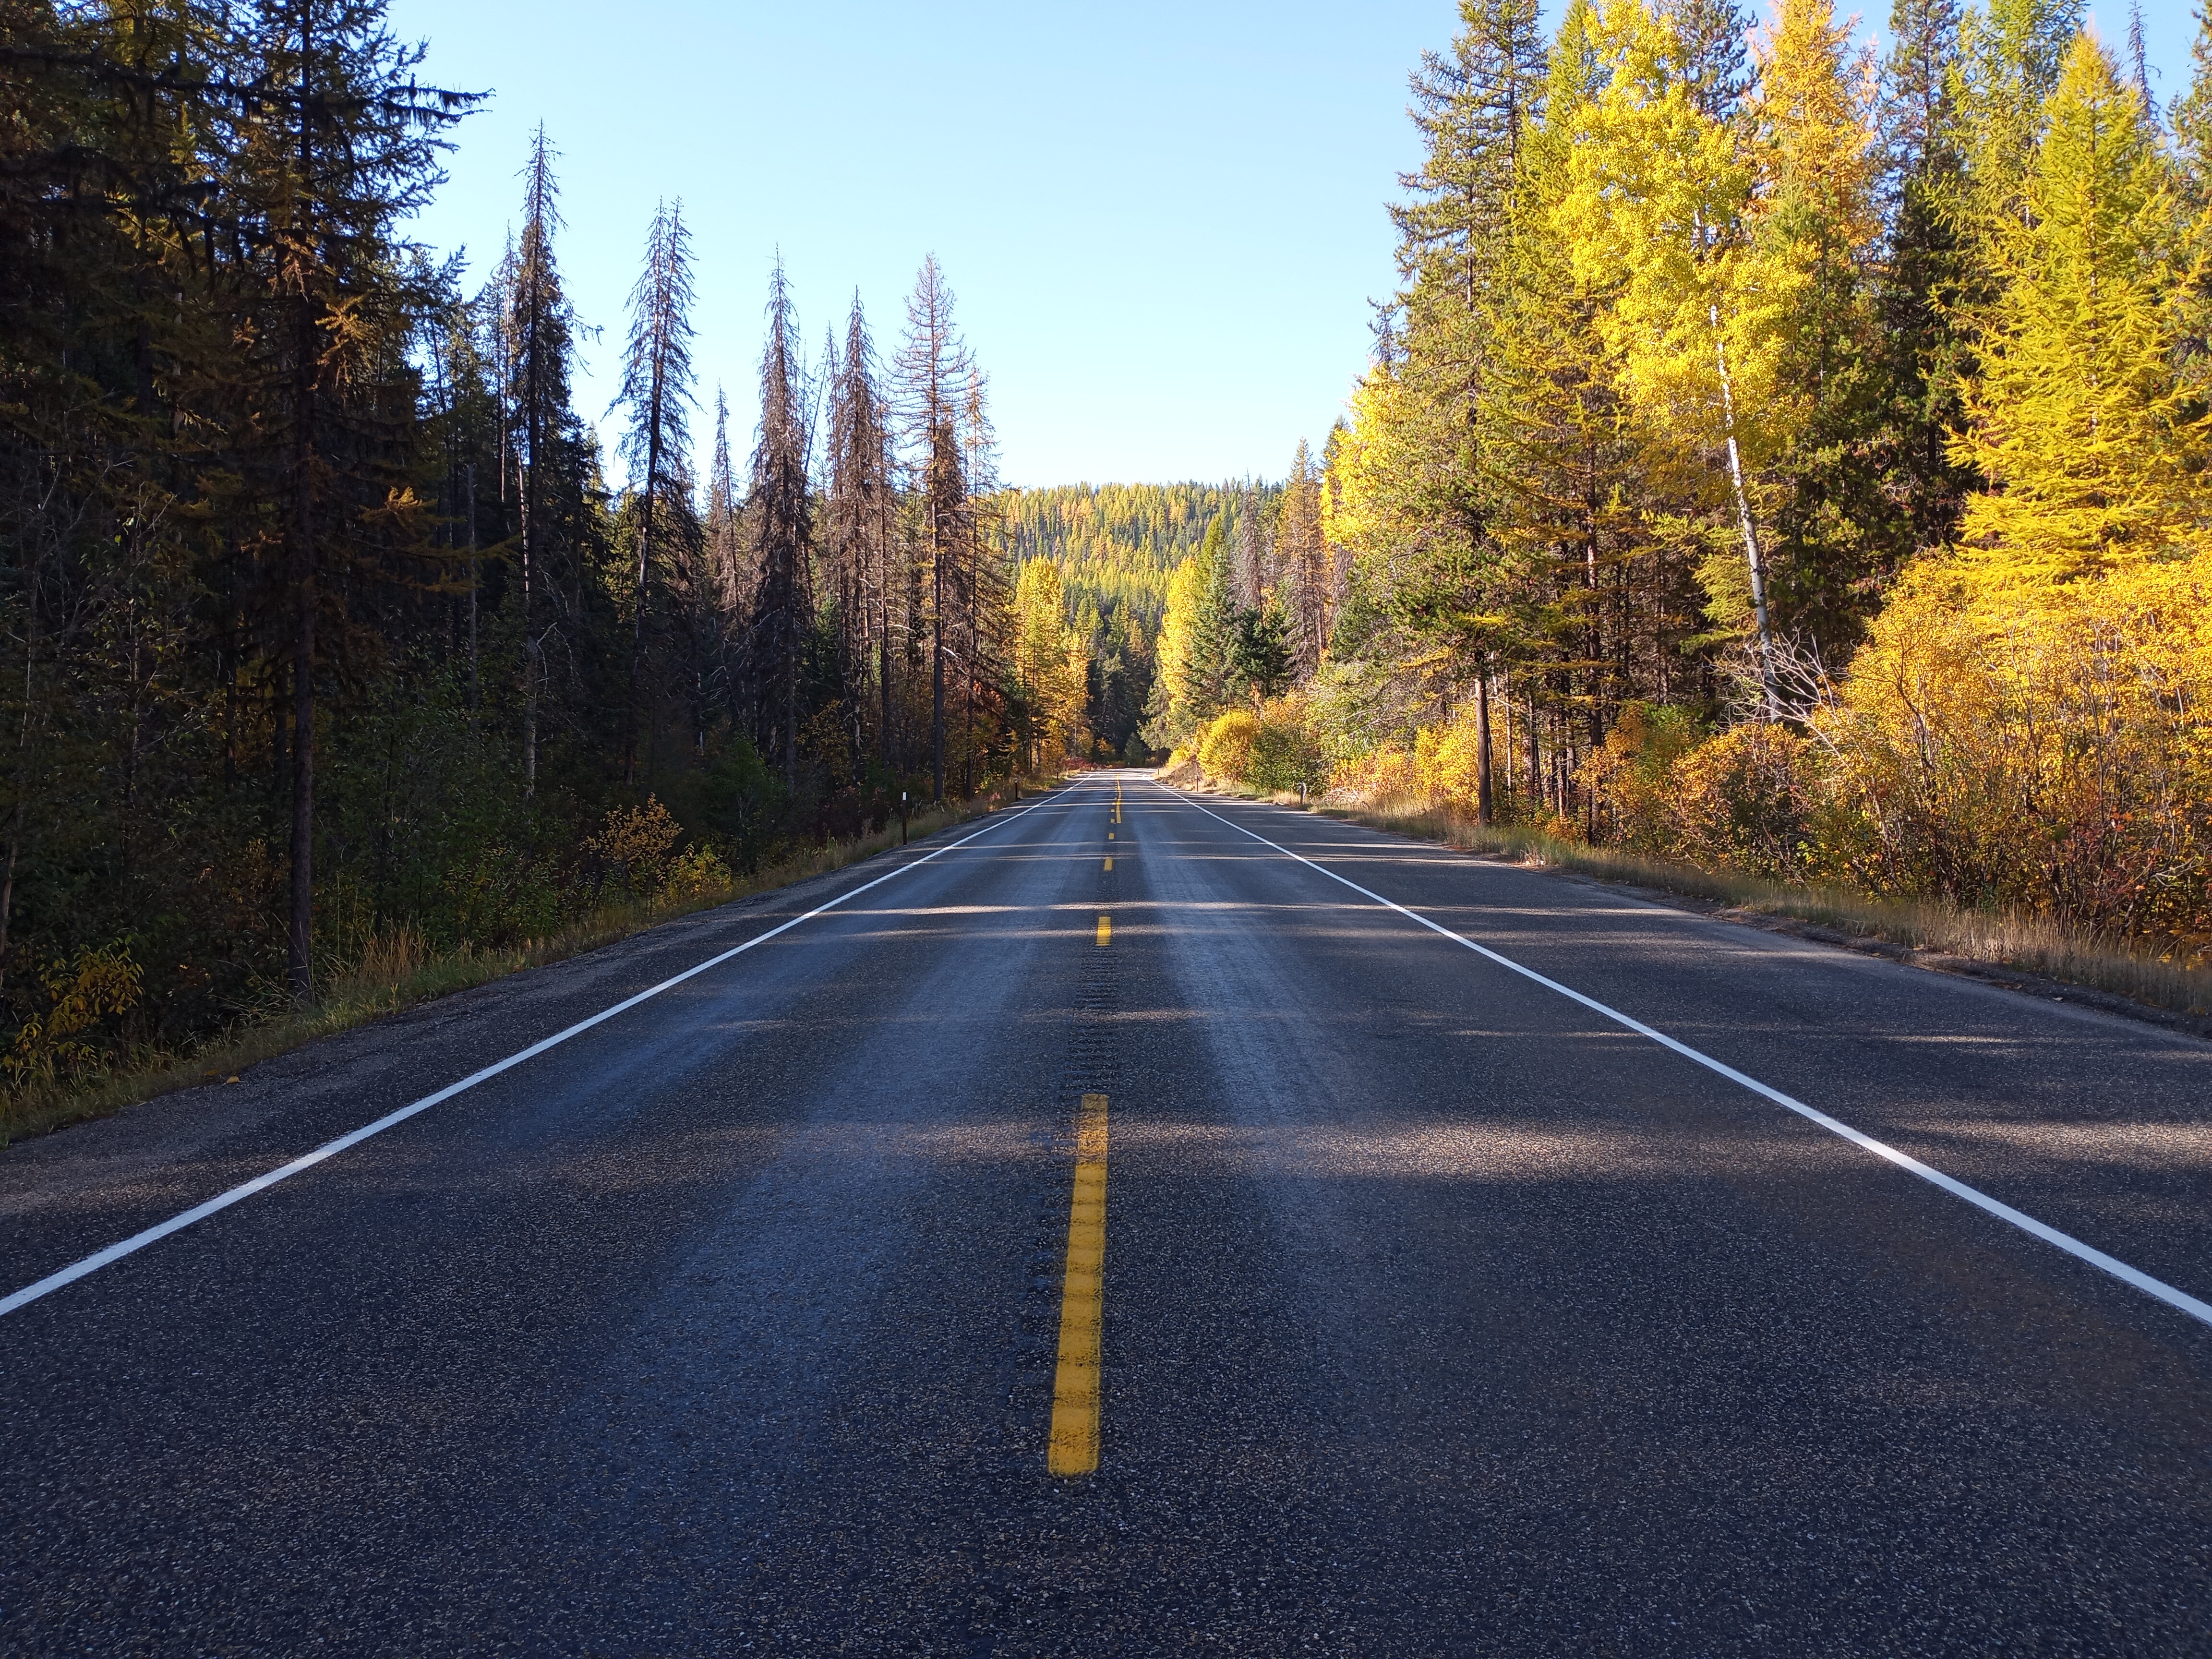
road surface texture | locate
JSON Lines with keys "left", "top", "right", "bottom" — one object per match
{"left": 4, "top": 772, "right": 2211, "bottom": 1655}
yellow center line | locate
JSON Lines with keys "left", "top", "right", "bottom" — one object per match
{"left": 1103, "top": 856, "right": 1113, "bottom": 871}
{"left": 1047, "top": 1092, "right": 1109, "bottom": 1477}
{"left": 1095, "top": 915, "right": 1111, "bottom": 946}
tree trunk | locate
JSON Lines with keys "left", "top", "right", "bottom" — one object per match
{"left": 628, "top": 418, "right": 660, "bottom": 786}
{"left": 1712, "top": 313, "right": 1779, "bottom": 719}
{"left": 1526, "top": 697, "right": 1539, "bottom": 812}
{"left": 288, "top": 398, "right": 316, "bottom": 1007}
{"left": 1475, "top": 672, "right": 1493, "bottom": 827}
{"left": 466, "top": 461, "right": 479, "bottom": 712}
{"left": 931, "top": 505, "right": 946, "bottom": 804}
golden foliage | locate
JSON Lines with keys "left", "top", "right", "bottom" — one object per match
{"left": 6, "top": 943, "right": 144, "bottom": 1086}
{"left": 1197, "top": 710, "right": 1262, "bottom": 782}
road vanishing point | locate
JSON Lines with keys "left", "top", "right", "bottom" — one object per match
{"left": 4, "top": 772, "right": 2211, "bottom": 1654}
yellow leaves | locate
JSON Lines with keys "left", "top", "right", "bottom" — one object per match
{"left": 1012, "top": 557, "right": 1088, "bottom": 764}
{"left": 1153, "top": 553, "right": 1206, "bottom": 733}
{"left": 1555, "top": 0, "right": 1788, "bottom": 456}
{"left": 1752, "top": 0, "right": 1880, "bottom": 259}
{"left": 1549, "top": 0, "right": 1877, "bottom": 468}
{"left": 1823, "top": 550, "right": 2212, "bottom": 938}
{"left": 584, "top": 796, "right": 684, "bottom": 894}
{"left": 1951, "top": 36, "right": 2209, "bottom": 594}
{"left": 5, "top": 942, "right": 144, "bottom": 1088}
{"left": 1196, "top": 710, "right": 1261, "bottom": 782}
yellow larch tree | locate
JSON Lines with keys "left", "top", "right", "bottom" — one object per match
{"left": 1950, "top": 34, "right": 2207, "bottom": 591}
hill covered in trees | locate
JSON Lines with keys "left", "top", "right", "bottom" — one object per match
{"left": 1158, "top": 0, "right": 2212, "bottom": 965}
{"left": 1005, "top": 483, "right": 1271, "bottom": 629}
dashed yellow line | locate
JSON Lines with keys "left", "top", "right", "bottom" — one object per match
{"left": 1095, "top": 915, "right": 1111, "bottom": 947}
{"left": 1047, "top": 1092, "right": 1109, "bottom": 1476}
{"left": 1103, "top": 856, "right": 1113, "bottom": 871}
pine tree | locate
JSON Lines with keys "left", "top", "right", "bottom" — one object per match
{"left": 611, "top": 196, "right": 697, "bottom": 783}
{"left": 1276, "top": 441, "right": 1331, "bottom": 679}
{"left": 826, "top": 297, "right": 895, "bottom": 770}
{"left": 1875, "top": 0, "right": 1978, "bottom": 569}
{"left": 705, "top": 387, "right": 746, "bottom": 623}
{"left": 506, "top": 124, "right": 576, "bottom": 799}
{"left": 227, "top": 0, "right": 476, "bottom": 1001}
{"left": 748, "top": 259, "right": 812, "bottom": 788}
{"left": 1752, "top": 0, "right": 1898, "bottom": 652}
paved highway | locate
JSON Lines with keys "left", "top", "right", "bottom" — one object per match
{"left": 3, "top": 771, "right": 2210, "bottom": 1654}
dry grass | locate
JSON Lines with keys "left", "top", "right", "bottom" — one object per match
{"left": 0, "top": 782, "right": 1051, "bottom": 1149}
{"left": 1305, "top": 792, "right": 2212, "bottom": 1020}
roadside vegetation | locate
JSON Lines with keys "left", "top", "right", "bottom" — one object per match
{"left": 0, "top": 783, "right": 1042, "bottom": 1147}
{"left": 0, "top": 0, "right": 1119, "bottom": 1127}
{"left": 1145, "top": 0, "right": 2212, "bottom": 1017}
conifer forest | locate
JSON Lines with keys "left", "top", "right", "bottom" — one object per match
{"left": 8, "top": 0, "right": 2212, "bottom": 1089}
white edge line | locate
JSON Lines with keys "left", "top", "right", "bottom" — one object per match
{"left": 0, "top": 784, "right": 1090, "bottom": 1320}
{"left": 1163, "top": 785, "right": 2212, "bottom": 1332}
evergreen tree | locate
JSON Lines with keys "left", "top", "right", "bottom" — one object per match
{"left": 1276, "top": 441, "right": 1332, "bottom": 680}
{"left": 747, "top": 260, "right": 812, "bottom": 788}
{"left": 506, "top": 125, "right": 577, "bottom": 798}
{"left": 1875, "top": 0, "right": 1978, "bottom": 571}
{"left": 227, "top": 0, "right": 476, "bottom": 1001}
{"left": 826, "top": 296, "right": 896, "bottom": 771}
{"left": 611, "top": 196, "right": 697, "bottom": 782}
{"left": 894, "top": 255, "right": 974, "bottom": 801}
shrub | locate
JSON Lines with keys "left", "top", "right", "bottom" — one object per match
{"left": 1198, "top": 710, "right": 1262, "bottom": 782}
{"left": 1248, "top": 697, "right": 1331, "bottom": 794}
{"left": 1664, "top": 723, "right": 1827, "bottom": 879}
{"left": 585, "top": 796, "right": 684, "bottom": 896}
{"left": 1331, "top": 745, "right": 1420, "bottom": 801}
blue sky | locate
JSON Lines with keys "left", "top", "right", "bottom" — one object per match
{"left": 385, "top": 0, "right": 2203, "bottom": 491}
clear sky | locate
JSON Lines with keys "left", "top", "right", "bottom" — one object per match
{"left": 384, "top": 0, "right": 2203, "bottom": 492}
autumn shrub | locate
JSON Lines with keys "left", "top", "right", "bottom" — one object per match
{"left": 3, "top": 942, "right": 144, "bottom": 1088}
{"left": 1662, "top": 723, "right": 1828, "bottom": 880}
{"left": 1413, "top": 718, "right": 1484, "bottom": 809}
{"left": 1198, "top": 710, "right": 1262, "bottom": 782}
{"left": 1331, "top": 745, "right": 1421, "bottom": 801}
{"left": 1820, "top": 559, "right": 2212, "bottom": 948}
{"left": 1248, "top": 697, "right": 1331, "bottom": 794}
{"left": 1577, "top": 703, "right": 1703, "bottom": 853}
{"left": 584, "top": 796, "right": 685, "bottom": 897}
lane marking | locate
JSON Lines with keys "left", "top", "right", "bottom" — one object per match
{"left": 1103, "top": 857, "right": 1113, "bottom": 872}
{"left": 1095, "top": 915, "right": 1112, "bottom": 947}
{"left": 1047, "top": 1091, "right": 1109, "bottom": 1476}
{"left": 0, "top": 784, "right": 1094, "bottom": 1322}
{"left": 1164, "top": 787, "right": 2212, "bottom": 1332}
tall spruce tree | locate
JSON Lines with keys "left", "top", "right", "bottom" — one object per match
{"left": 748, "top": 259, "right": 812, "bottom": 788}
{"left": 228, "top": 0, "right": 475, "bottom": 1001}
{"left": 826, "top": 297, "right": 895, "bottom": 769}
{"left": 505, "top": 124, "right": 577, "bottom": 798}
{"left": 611, "top": 196, "right": 697, "bottom": 782}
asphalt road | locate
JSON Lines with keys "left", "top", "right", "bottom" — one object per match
{"left": 4, "top": 770, "right": 2212, "bottom": 1656}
